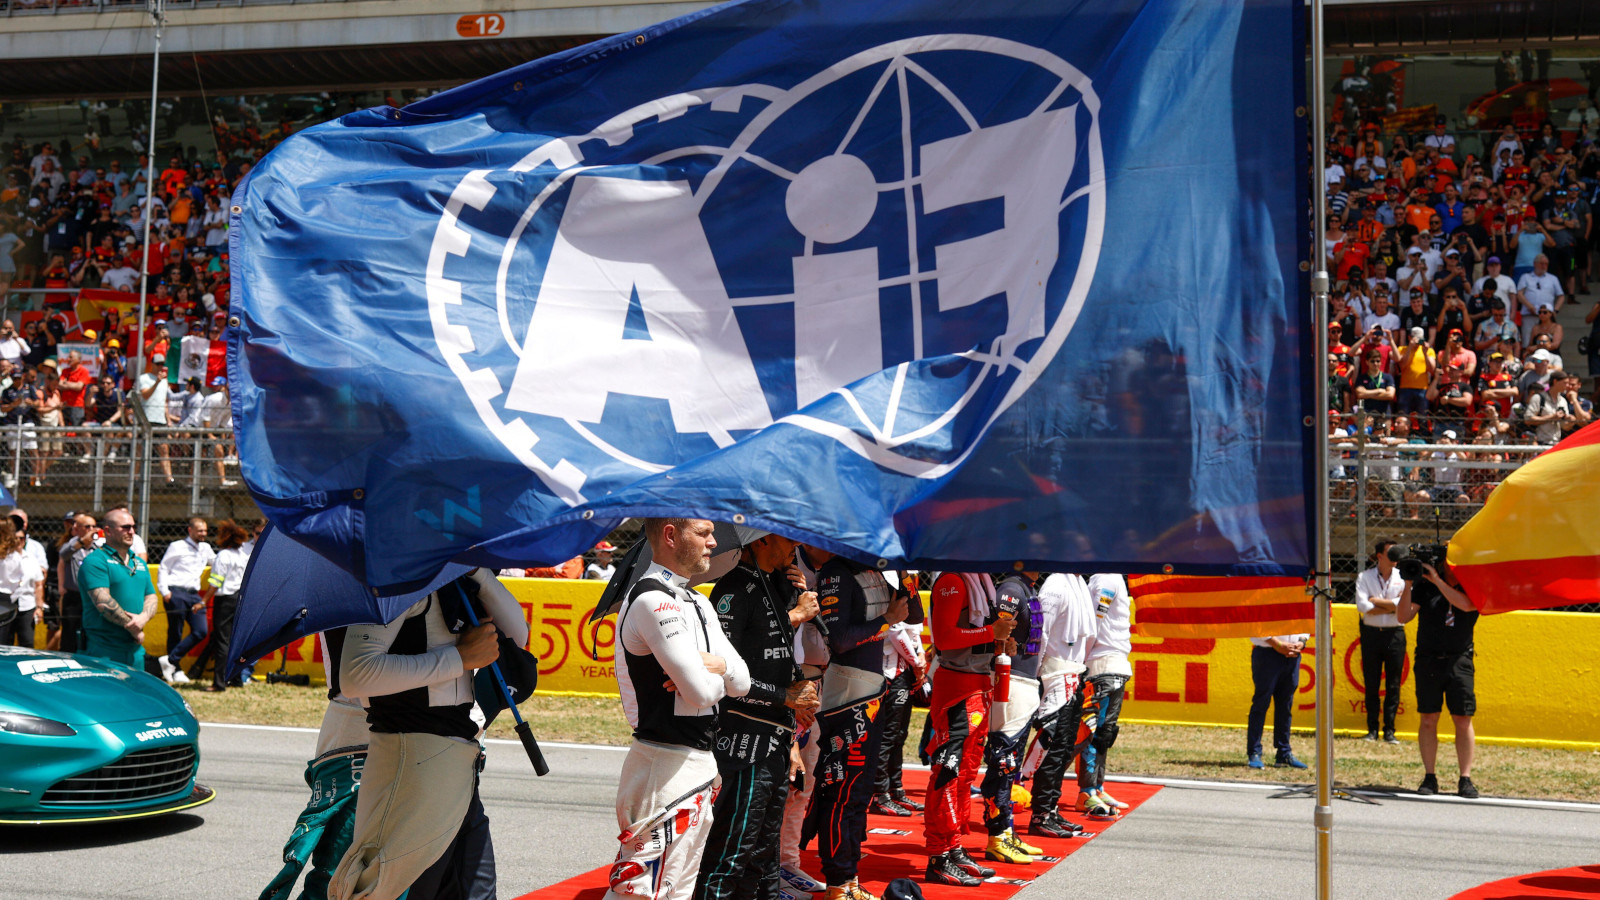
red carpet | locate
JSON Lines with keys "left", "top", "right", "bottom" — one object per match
{"left": 1451, "top": 864, "right": 1600, "bottom": 899}
{"left": 516, "top": 770, "right": 1161, "bottom": 899}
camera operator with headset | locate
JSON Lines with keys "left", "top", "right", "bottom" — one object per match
{"left": 1395, "top": 544, "right": 1480, "bottom": 799}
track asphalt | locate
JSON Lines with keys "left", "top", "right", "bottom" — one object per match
{"left": 0, "top": 724, "right": 1594, "bottom": 900}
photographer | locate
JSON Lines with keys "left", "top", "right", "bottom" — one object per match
{"left": 1396, "top": 547, "right": 1479, "bottom": 799}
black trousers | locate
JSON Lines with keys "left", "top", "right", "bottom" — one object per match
{"left": 406, "top": 778, "right": 496, "bottom": 900}
{"left": 1030, "top": 675, "right": 1086, "bottom": 813}
{"left": 695, "top": 749, "right": 789, "bottom": 900}
{"left": 1360, "top": 624, "right": 1407, "bottom": 734}
{"left": 0, "top": 605, "right": 25, "bottom": 648}
{"left": 874, "top": 667, "right": 916, "bottom": 796}
{"left": 58, "top": 590, "right": 82, "bottom": 653}
{"left": 207, "top": 592, "right": 240, "bottom": 688}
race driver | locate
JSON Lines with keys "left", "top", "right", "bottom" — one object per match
{"left": 605, "top": 518, "right": 751, "bottom": 900}
{"left": 979, "top": 572, "right": 1047, "bottom": 862}
{"left": 923, "top": 572, "right": 1017, "bottom": 887}
{"left": 329, "top": 568, "right": 528, "bottom": 900}
{"left": 694, "top": 532, "right": 820, "bottom": 900}
{"left": 1074, "top": 573, "right": 1134, "bottom": 819}
{"left": 1024, "top": 572, "right": 1094, "bottom": 839}
{"left": 804, "top": 555, "right": 918, "bottom": 900}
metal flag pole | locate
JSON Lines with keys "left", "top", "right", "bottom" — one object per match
{"left": 134, "top": 0, "right": 164, "bottom": 530}
{"left": 1309, "top": 0, "right": 1335, "bottom": 896}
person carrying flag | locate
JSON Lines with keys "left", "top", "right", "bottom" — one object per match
{"left": 1025, "top": 572, "right": 1094, "bottom": 839}
{"left": 328, "top": 568, "right": 528, "bottom": 900}
{"left": 694, "top": 532, "right": 820, "bottom": 900}
{"left": 922, "top": 572, "right": 1017, "bottom": 887}
{"left": 979, "top": 572, "right": 1047, "bottom": 863}
{"left": 804, "top": 556, "right": 917, "bottom": 900}
{"left": 605, "top": 518, "right": 751, "bottom": 900}
{"left": 1073, "top": 574, "right": 1133, "bottom": 820}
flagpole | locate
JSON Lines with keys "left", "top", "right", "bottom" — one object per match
{"left": 134, "top": 0, "right": 165, "bottom": 536}
{"left": 1309, "top": 0, "right": 1334, "bottom": 897}
{"left": 135, "top": 0, "right": 164, "bottom": 403}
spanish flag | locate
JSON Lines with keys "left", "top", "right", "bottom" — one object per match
{"left": 1128, "top": 575, "right": 1312, "bottom": 638}
{"left": 1448, "top": 422, "right": 1600, "bottom": 614}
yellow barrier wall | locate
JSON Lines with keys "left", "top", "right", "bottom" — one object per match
{"left": 127, "top": 578, "right": 1599, "bottom": 749}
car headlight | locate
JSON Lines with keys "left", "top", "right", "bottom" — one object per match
{"left": 0, "top": 712, "right": 77, "bottom": 737}
{"left": 182, "top": 698, "right": 196, "bottom": 718}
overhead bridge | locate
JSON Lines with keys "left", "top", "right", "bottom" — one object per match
{"left": 2, "top": 0, "right": 1597, "bottom": 101}
{"left": 0, "top": 0, "right": 715, "bottom": 100}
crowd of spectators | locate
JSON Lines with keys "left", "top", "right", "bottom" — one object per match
{"left": 1322, "top": 103, "right": 1600, "bottom": 520}
{"left": 0, "top": 99, "right": 281, "bottom": 490}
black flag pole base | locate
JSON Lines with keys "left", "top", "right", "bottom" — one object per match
{"left": 1268, "top": 783, "right": 1383, "bottom": 806}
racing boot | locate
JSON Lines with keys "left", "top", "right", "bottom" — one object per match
{"left": 984, "top": 832, "right": 1033, "bottom": 865}
{"left": 1003, "top": 828, "right": 1044, "bottom": 856}
{"left": 1096, "top": 788, "right": 1129, "bottom": 810}
{"left": 1028, "top": 811, "right": 1084, "bottom": 839}
{"left": 869, "top": 793, "right": 913, "bottom": 817}
{"left": 1076, "top": 790, "right": 1118, "bottom": 820}
{"left": 947, "top": 847, "right": 996, "bottom": 878}
{"left": 891, "top": 788, "right": 924, "bottom": 811}
{"left": 782, "top": 867, "right": 827, "bottom": 894}
{"left": 925, "top": 854, "right": 982, "bottom": 887}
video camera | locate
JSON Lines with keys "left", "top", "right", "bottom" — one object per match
{"left": 1387, "top": 543, "right": 1447, "bottom": 582}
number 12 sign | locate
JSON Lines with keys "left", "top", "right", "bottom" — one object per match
{"left": 456, "top": 13, "right": 505, "bottom": 38}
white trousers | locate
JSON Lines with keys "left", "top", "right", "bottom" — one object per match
{"left": 328, "top": 731, "right": 479, "bottom": 900}
{"left": 779, "top": 719, "right": 821, "bottom": 873}
{"left": 604, "top": 739, "right": 719, "bottom": 900}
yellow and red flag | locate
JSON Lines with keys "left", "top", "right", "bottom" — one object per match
{"left": 1129, "top": 575, "right": 1312, "bottom": 638}
{"left": 1449, "top": 422, "right": 1600, "bottom": 614}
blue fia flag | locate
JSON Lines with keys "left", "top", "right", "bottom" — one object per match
{"left": 230, "top": 0, "right": 1309, "bottom": 593}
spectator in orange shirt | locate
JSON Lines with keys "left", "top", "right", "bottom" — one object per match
{"left": 159, "top": 156, "right": 188, "bottom": 196}
{"left": 1403, "top": 188, "right": 1436, "bottom": 232}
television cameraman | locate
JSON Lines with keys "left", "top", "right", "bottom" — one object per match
{"left": 1396, "top": 544, "right": 1480, "bottom": 799}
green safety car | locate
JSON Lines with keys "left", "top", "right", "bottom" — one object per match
{"left": 0, "top": 645, "right": 214, "bottom": 825}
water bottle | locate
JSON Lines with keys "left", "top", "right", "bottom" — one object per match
{"left": 993, "top": 653, "right": 1012, "bottom": 703}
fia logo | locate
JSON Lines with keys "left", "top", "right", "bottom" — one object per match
{"left": 428, "top": 35, "right": 1103, "bottom": 501}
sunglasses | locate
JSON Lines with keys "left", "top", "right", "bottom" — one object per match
{"left": 114, "top": 522, "right": 137, "bottom": 531}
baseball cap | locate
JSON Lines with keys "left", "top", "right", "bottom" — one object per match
{"left": 1448, "top": 328, "right": 1464, "bottom": 338}
{"left": 107, "top": 338, "right": 121, "bottom": 348}
{"left": 210, "top": 375, "right": 226, "bottom": 387}
{"left": 1328, "top": 322, "right": 1342, "bottom": 332}
{"left": 1445, "top": 248, "right": 1460, "bottom": 257}
{"left": 1409, "top": 326, "right": 1425, "bottom": 341}
{"left": 27, "top": 198, "right": 39, "bottom": 209}
{"left": 1442, "top": 429, "right": 1458, "bottom": 440}
{"left": 1407, "top": 248, "right": 1422, "bottom": 256}
{"left": 1487, "top": 256, "right": 1501, "bottom": 264}
{"left": 1531, "top": 349, "right": 1555, "bottom": 364}
{"left": 1489, "top": 351, "right": 1505, "bottom": 360}
{"left": 594, "top": 541, "right": 618, "bottom": 553}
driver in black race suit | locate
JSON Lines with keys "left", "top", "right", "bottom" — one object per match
{"left": 804, "top": 556, "right": 918, "bottom": 900}
{"left": 694, "top": 533, "right": 820, "bottom": 900}
{"left": 605, "top": 519, "right": 751, "bottom": 900}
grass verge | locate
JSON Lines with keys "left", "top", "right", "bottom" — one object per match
{"left": 181, "top": 685, "right": 1600, "bottom": 803}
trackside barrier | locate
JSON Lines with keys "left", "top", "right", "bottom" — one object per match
{"left": 130, "top": 577, "right": 1600, "bottom": 751}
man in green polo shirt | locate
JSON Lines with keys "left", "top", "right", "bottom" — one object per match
{"left": 77, "top": 508, "right": 159, "bottom": 668}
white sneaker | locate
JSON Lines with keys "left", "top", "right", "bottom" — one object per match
{"left": 157, "top": 656, "right": 180, "bottom": 684}
{"left": 78, "top": 454, "right": 91, "bottom": 463}
{"left": 781, "top": 867, "right": 826, "bottom": 894}
{"left": 172, "top": 668, "right": 191, "bottom": 684}
{"left": 224, "top": 455, "right": 239, "bottom": 467}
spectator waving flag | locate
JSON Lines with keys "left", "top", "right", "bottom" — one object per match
{"left": 1449, "top": 421, "right": 1600, "bottom": 614}
{"left": 230, "top": 0, "right": 1307, "bottom": 593}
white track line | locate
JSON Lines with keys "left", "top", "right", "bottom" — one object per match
{"left": 202, "top": 723, "right": 1599, "bottom": 812}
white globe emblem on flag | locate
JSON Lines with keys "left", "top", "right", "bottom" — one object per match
{"left": 427, "top": 35, "right": 1104, "bottom": 504}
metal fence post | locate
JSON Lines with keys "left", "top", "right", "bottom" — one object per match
{"left": 190, "top": 431, "right": 201, "bottom": 509}
{"left": 138, "top": 426, "right": 153, "bottom": 534}
{"left": 10, "top": 424, "right": 20, "bottom": 490}
{"left": 92, "top": 432, "right": 105, "bottom": 510}
{"left": 1354, "top": 438, "right": 1366, "bottom": 565}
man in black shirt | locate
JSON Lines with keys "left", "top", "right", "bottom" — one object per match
{"left": 1397, "top": 553, "right": 1480, "bottom": 799}
{"left": 695, "top": 533, "right": 819, "bottom": 900}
